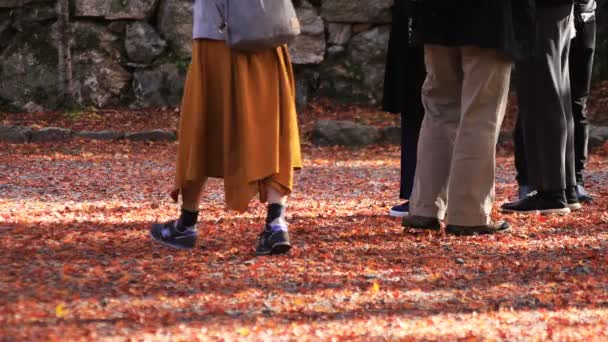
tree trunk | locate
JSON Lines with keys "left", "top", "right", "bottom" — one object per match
{"left": 56, "top": 0, "right": 73, "bottom": 107}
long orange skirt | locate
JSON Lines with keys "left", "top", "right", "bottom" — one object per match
{"left": 174, "top": 39, "right": 302, "bottom": 212}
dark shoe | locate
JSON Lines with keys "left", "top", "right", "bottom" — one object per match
{"left": 576, "top": 185, "right": 593, "bottom": 203}
{"left": 518, "top": 185, "right": 533, "bottom": 201}
{"left": 402, "top": 215, "right": 441, "bottom": 231}
{"left": 256, "top": 222, "right": 292, "bottom": 256}
{"left": 389, "top": 202, "right": 409, "bottom": 217}
{"left": 446, "top": 221, "right": 511, "bottom": 236}
{"left": 501, "top": 192, "right": 570, "bottom": 215}
{"left": 150, "top": 220, "right": 197, "bottom": 250}
{"left": 566, "top": 186, "right": 582, "bottom": 211}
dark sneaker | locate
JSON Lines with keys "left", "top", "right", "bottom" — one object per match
{"left": 256, "top": 222, "right": 292, "bottom": 256}
{"left": 150, "top": 220, "right": 197, "bottom": 250}
{"left": 576, "top": 185, "right": 593, "bottom": 203}
{"left": 501, "top": 192, "right": 570, "bottom": 215}
{"left": 518, "top": 185, "right": 533, "bottom": 201}
{"left": 402, "top": 215, "right": 441, "bottom": 231}
{"left": 446, "top": 221, "right": 511, "bottom": 236}
{"left": 389, "top": 202, "right": 410, "bottom": 217}
{"left": 566, "top": 186, "right": 582, "bottom": 211}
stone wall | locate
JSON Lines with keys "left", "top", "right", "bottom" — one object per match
{"left": 1, "top": 0, "right": 204, "bottom": 111}
{"left": 1, "top": 0, "right": 607, "bottom": 112}
{"left": 0, "top": 0, "right": 395, "bottom": 111}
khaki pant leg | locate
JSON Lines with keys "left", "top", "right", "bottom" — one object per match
{"left": 446, "top": 46, "right": 512, "bottom": 226}
{"left": 409, "top": 45, "right": 462, "bottom": 220}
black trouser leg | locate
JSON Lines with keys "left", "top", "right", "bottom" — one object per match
{"left": 400, "top": 110, "right": 424, "bottom": 199}
{"left": 398, "top": 46, "right": 426, "bottom": 200}
{"left": 570, "top": 19, "right": 596, "bottom": 185}
{"left": 514, "top": 111, "right": 527, "bottom": 186}
{"left": 516, "top": 4, "right": 577, "bottom": 193}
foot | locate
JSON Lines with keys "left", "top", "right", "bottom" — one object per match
{"left": 446, "top": 221, "right": 511, "bottom": 236}
{"left": 256, "top": 221, "right": 292, "bottom": 256}
{"left": 389, "top": 202, "right": 409, "bottom": 217}
{"left": 402, "top": 215, "right": 441, "bottom": 231}
{"left": 501, "top": 192, "right": 570, "bottom": 215}
{"left": 518, "top": 185, "right": 533, "bottom": 201}
{"left": 150, "top": 220, "right": 197, "bottom": 250}
{"left": 576, "top": 185, "right": 593, "bottom": 203}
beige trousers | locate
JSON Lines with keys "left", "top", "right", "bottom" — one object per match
{"left": 409, "top": 45, "right": 512, "bottom": 226}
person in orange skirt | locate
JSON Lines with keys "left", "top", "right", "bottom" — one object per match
{"left": 150, "top": 0, "right": 302, "bottom": 255}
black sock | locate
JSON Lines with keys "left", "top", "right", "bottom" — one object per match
{"left": 179, "top": 208, "right": 199, "bottom": 228}
{"left": 266, "top": 203, "right": 285, "bottom": 225}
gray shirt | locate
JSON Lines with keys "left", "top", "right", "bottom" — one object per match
{"left": 193, "top": 0, "right": 225, "bottom": 40}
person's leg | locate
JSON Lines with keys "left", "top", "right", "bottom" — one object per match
{"left": 561, "top": 15, "right": 579, "bottom": 210}
{"left": 445, "top": 46, "right": 512, "bottom": 230}
{"left": 266, "top": 185, "right": 287, "bottom": 206}
{"left": 182, "top": 180, "right": 206, "bottom": 212}
{"left": 399, "top": 112, "right": 409, "bottom": 195}
{"left": 150, "top": 180, "right": 206, "bottom": 250}
{"left": 391, "top": 108, "right": 425, "bottom": 218}
{"left": 176, "top": 181, "right": 206, "bottom": 229}
{"left": 389, "top": 113, "right": 413, "bottom": 217}
{"left": 256, "top": 183, "right": 292, "bottom": 255}
{"left": 501, "top": 4, "right": 574, "bottom": 215}
{"left": 391, "top": 47, "right": 426, "bottom": 217}
{"left": 400, "top": 45, "right": 427, "bottom": 202}
{"left": 400, "top": 110, "right": 424, "bottom": 198}
{"left": 405, "top": 45, "right": 461, "bottom": 230}
{"left": 514, "top": 57, "right": 542, "bottom": 194}
{"left": 570, "top": 18, "right": 596, "bottom": 201}
{"left": 529, "top": 5, "right": 574, "bottom": 193}
{"left": 513, "top": 111, "right": 532, "bottom": 199}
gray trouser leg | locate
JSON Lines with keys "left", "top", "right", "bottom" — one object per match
{"left": 516, "top": 4, "right": 576, "bottom": 192}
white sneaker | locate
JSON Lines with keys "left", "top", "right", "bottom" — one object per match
{"left": 389, "top": 202, "right": 409, "bottom": 217}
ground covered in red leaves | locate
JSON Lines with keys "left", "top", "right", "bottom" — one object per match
{"left": 2, "top": 81, "right": 608, "bottom": 135}
{"left": 1, "top": 134, "right": 607, "bottom": 340}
